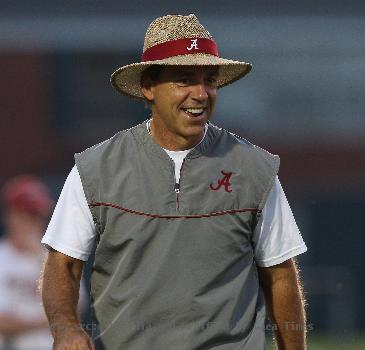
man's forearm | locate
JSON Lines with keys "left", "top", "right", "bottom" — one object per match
{"left": 270, "top": 268, "right": 306, "bottom": 349}
{"left": 258, "top": 259, "right": 307, "bottom": 350}
{"left": 41, "top": 251, "right": 83, "bottom": 337}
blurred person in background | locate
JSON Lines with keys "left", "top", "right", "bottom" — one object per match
{"left": 41, "top": 14, "right": 307, "bottom": 350}
{"left": 0, "top": 175, "right": 54, "bottom": 350}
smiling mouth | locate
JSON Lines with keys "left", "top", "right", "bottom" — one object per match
{"left": 182, "top": 107, "right": 206, "bottom": 118}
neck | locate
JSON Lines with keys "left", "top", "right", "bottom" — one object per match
{"left": 5, "top": 210, "right": 44, "bottom": 254}
{"left": 7, "top": 229, "right": 42, "bottom": 254}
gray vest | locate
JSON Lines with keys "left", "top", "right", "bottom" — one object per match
{"left": 75, "top": 121, "right": 279, "bottom": 350}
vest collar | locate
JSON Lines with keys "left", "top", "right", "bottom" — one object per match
{"left": 135, "top": 119, "right": 221, "bottom": 159}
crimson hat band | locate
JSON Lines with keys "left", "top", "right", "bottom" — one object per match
{"left": 141, "top": 38, "right": 219, "bottom": 62}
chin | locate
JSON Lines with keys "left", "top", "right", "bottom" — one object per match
{"left": 182, "top": 125, "right": 205, "bottom": 138}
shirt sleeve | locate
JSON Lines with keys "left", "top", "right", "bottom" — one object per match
{"left": 252, "top": 177, "right": 307, "bottom": 267}
{"left": 41, "top": 165, "right": 96, "bottom": 261}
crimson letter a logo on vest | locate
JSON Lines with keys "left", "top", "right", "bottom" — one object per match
{"left": 210, "top": 171, "right": 233, "bottom": 192}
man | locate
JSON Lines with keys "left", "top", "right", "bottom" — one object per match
{"left": 0, "top": 175, "right": 54, "bottom": 349}
{"left": 41, "top": 14, "right": 307, "bottom": 350}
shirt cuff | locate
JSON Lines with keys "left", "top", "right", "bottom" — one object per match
{"left": 41, "top": 238, "right": 89, "bottom": 261}
{"left": 255, "top": 243, "right": 307, "bottom": 267}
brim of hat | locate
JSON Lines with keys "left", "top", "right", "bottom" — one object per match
{"left": 110, "top": 53, "right": 252, "bottom": 100}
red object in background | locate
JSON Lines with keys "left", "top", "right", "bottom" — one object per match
{"left": 0, "top": 53, "right": 69, "bottom": 183}
{"left": 2, "top": 175, "right": 54, "bottom": 216}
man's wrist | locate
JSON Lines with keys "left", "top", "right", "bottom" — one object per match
{"left": 50, "top": 320, "right": 84, "bottom": 337}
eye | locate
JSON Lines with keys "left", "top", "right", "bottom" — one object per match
{"left": 206, "top": 76, "right": 218, "bottom": 86}
{"left": 175, "top": 78, "right": 191, "bottom": 86}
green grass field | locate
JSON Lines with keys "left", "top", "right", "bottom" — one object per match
{"left": 266, "top": 334, "right": 365, "bottom": 350}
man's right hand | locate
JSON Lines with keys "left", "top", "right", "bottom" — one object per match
{"left": 53, "top": 328, "right": 95, "bottom": 350}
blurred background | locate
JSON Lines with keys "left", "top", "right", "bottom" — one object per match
{"left": 0, "top": 0, "right": 364, "bottom": 349}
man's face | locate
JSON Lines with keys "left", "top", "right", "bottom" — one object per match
{"left": 141, "top": 65, "right": 218, "bottom": 149}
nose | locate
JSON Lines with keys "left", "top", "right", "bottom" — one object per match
{"left": 190, "top": 82, "right": 209, "bottom": 102}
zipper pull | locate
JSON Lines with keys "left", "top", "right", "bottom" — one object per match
{"left": 174, "top": 183, "right": 180, "bottom": 193}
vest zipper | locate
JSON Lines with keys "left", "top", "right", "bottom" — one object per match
{"left": 174, "top": 183, "right": 180, "bottom": 193}
{"left": 175, "top": 159, "right": 185, "bottom": 211}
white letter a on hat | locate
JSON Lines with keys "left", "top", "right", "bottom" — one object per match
{"left": 187, "top": 39, "right": 199, "bottom": 50}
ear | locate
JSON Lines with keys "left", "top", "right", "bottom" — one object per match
{"left": 141, "top": 85, "right": 155, "bottom": 102}
{"left": 140, "top": 76, "right": 155, "bottom": 102}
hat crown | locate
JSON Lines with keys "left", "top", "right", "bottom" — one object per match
{"left": 143, "top": 14, "right": 213, "bottom": 52}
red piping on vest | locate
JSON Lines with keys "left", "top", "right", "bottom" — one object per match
{"left": 89, "top": 202, "right": 261, "bottom": 219}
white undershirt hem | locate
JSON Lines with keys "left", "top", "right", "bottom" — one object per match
{"left": 41, "top": 239, "right": 90, "bottom": 261}
{"left": 255, "top": 243, "right": 307, "bottom": 267}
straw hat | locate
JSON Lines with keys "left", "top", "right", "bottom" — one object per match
{"left": 111, "top": 14, "right": 252, "bottom": 100}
